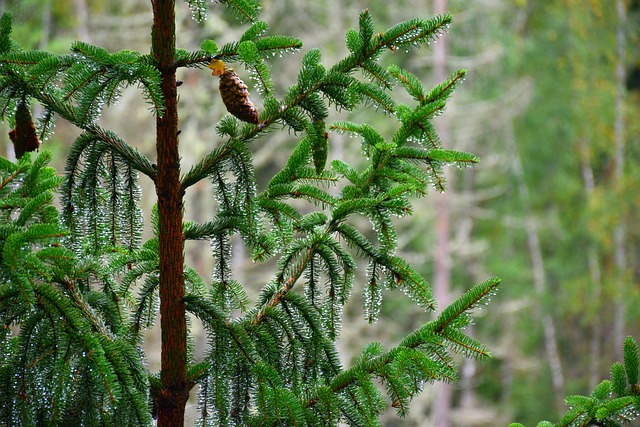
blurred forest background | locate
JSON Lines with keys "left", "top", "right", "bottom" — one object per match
{"left": 1, "top": 0, "right": 640, "bottom": 425}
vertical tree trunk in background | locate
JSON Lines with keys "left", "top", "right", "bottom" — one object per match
{"left": 39, "top": 0, "right": 52, "bottom": 49}
{"left": 432, "top": 0, "right": 450, "bottom": 309}
{"left": 152, "top": 1, "right": 188, "bottom": 426}
{"left": 578, "top": 141, "right": 603, "bottom": 390}
{"left": 505, "top": 122, "right": 565, "bottom": 412}
{"left": 432, "top": 1, "right": 452, "bottom": 426}
{"left": 459, "top": 328, "right": 477, "bottom": 408}
{"left": 613, "top": 0, "right": 627, "bottom": 361}
{"left": 73, "top": 0, "right": 90, "bottom": 42}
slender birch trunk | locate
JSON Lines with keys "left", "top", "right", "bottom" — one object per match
{"left": 612, "top": 0, "right": 627, "bottom": 361}
{"left": 577, "top": 139, "right": 604, "bottom": 389}
{"left": 505, "top": 121, "right": 565, "bottom": 411}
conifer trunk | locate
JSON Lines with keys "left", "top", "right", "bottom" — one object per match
{"left": 152, "top": 1, "right": 188, "bottom": 425}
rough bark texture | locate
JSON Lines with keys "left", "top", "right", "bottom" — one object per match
{"left": 151, "top": 1, "right": 188, "bottom": 425}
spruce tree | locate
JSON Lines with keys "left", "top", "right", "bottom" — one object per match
{"left": 509, "top": 336, "right": 640, "bottom": 427}
{"left": 0, "top": 1, "right": 500, "bottom": 426}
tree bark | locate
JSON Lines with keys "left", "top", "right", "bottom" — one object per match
{"left": 432, "top": 1, "right": 452, "bottom": 426}
{"left": 152, "top": 1, "right": 188, "bottom": 425}
{"left": 613, "top": 0, "right": 627, "bottom": 361}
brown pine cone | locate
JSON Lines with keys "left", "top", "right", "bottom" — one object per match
{"left": 9, "top": 101, "right": 40, "bottom": 159}
{"left": 219, "top": 70, "right": 260, "bottom": 125}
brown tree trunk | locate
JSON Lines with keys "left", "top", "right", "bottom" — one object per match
{"left": 152, "top": 1, "right": 188, "bottom": 426}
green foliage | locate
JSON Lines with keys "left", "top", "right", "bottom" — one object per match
{"left": 0, "top": 32, "right": 164, "bottom": 132}
{"left": 624, "top": 336, "right": 640, "bottom": 387}
{"left": 60, "top": 128, "right": 146, "bottom": 254}
{"left": 511, "top": 336, "right": 640, "bottom": 427}
{"left": 0, "top": 152, "right": 151, "bottom": 426}
{"left": 0, "top": 3, "right": 497, "bottom": 427}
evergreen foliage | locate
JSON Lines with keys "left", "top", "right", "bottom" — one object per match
{"left": 0, "top": 2, "right": 500, "bottom": 426}
{"left": 0, "top": 153, "right": 151, "bottom": 426}
{"left": 509, "top": 336, "right": 640, "bottom": 427}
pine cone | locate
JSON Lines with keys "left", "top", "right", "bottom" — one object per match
{"left": 219, "top": 70, "right": 260, "bottom": 125}
{"left": 9, "top": 101, "right": 40, "bottom": 159}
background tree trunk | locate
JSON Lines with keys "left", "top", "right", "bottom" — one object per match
{"left": 39, "top": 0, "right": 51, "bottom": 49}
{"left": 612, "top": 0, "right": 627, "bottom": 361}
{"left": 432, "top": 1, "right": 452, "bottom": 426}
{"left": 73, "top": 0, "right": 89, "bottom": 42}
{"left": 505, "top": 121, "right": 565, "bottom": 412}
{"left": 578, "top": 140, "right": 603, "bottom": 390}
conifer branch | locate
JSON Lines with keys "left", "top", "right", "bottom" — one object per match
{"left": 90, "top": 126, "right": 157, "bottom": 180}
{"left": 174, "top": 37, "right": 302, "bottom": 69}
{"left": 181, "top": 139, "right": 241, "bottom": 189}
{"left": 300, "top": 276, "right": 497, "bottom": 418}
{"left": 218, "top": 0, "right": 261, "bottom": 23}
{"left": 251, "top": 245, "right": 316, "bottom": 326}
{"left": 431, "top": 277, "right": 501, "bottom": 334}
